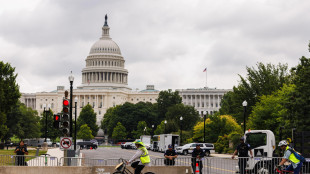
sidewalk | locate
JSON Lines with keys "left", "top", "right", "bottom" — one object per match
{"left": 46, "top": 148, "right": 64, "bottom": 159}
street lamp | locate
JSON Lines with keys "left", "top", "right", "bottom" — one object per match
{"left": 74, "top": 97, "right": 78, "bottom": 151}
{"left": 180, "top": 116, "right": 183, "bottom": 145}
{"left": 164, "top": 120, "right": 167, "bottom": 134}
{"left": 204, "top": 111, "right": 208, "bottom": 143}
{"left": 151, "top": 125, "right": 154, "bottom": 138}
{"left": 242, "top": 100, "right": 247, "bottom": 133}
{"left": 68, "top": 71, "right": 74, "bottom": 137}
{"left": 43, "top": 104, "right": 51, "bottom": 142}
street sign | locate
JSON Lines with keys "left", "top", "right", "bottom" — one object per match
{"left": 60, "top": 137, "right": 73, "bottom": 150}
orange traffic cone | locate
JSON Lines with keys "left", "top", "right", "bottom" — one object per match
{"left": 195, "top": 162, "right": 200, "bottom": 174}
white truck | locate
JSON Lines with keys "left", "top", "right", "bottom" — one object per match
{"left": 158, "top": 134, "right": 180, "bottom": 152}
{"left": 140, "top": 135, "right": 151, "bottom": 149}
{"left": 236, "top": 130, "right": 309, "bottom": 173}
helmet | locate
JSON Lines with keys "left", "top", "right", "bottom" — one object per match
{"left": 278, "top": 140, "right": 288, "bottom": 147}
{"left": 133, "top": 140, "right": 144, "bottom": 146}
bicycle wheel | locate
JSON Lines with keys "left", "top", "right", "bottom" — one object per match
{"left": 112, "top": 172, "right": 122, "bottom": 174}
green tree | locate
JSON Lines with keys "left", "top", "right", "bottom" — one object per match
{"left": 112, "top": 122, "right": 127, "bottom": 140}
{"left": 101, "top": 102, "right": 158, "bottom": 138}
{"left": 220, "top": 62, "right": 289, "bottom": 124}
{"left": 0, "top": 61, "right": 21, "bottom": 140}
{"left": 192, "top": 114, "right": 242, "bottom": 143}
{"left": 287, "top": 56, "right": 310, "bottom": 131}
{"left": 165, "top": 103, "right": 199, "bottom": 133}
{"left": 154, "top": 121, "right": 165, "bottom": 135}
{"left": 132, "top": 121, "right": 149, "bottom": 139}
{"left": 157, "top": 89, "right": 182, "bottom": 121}
{"left": 77, "top": 104, "right": 99, "bottom": 137}
{"left": 77, "top": 124, "right": 94, "bottom": 139}
{"left": 6, "top": 102, "right": 41, "bottom": 139}
{"left": 248, "top": 84, "right": 295, "bottom": 139}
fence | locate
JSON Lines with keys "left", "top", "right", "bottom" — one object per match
{"left": 1, "top": 155, "right": 310, "bottom": 173}
{"left": 0, "top": 155, "right": 58, "bottom": 166}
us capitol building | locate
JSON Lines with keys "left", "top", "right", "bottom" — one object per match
{"left": 20, "top": 16, "right": 231, "bottom": 136}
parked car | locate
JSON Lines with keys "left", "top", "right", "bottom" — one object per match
{"left": 77, "top": 141, "right": 98, "bottom": 150}
{"left": 176, "top": 143, "right": 214, "bottom": 156}
{"left": 121, "top": 142, "right": 133, "bottom": 149}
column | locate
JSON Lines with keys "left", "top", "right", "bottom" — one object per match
{"left": 191, "top": 95, "right": 193, "bottom": 106}
{"left": 200, "top": 95, "right": 202, "bottom": 108}
{"left": 208, "top": 95, "right": 211, "bottom": 108}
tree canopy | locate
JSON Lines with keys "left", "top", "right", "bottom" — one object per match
{"left": 0, "top": 61, "right": 21, "bottom": 140}
{"left": 77, "top": 104, "right": 99, "bottom": 137}
{"left": 77, "top": 124, "right": 94, "bottom": 140}
{"left": 220, "top": 62, "right": 290, "bottom": 124}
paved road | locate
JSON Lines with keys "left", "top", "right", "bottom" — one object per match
{"left": 82, "top": 147, "right": 238, "bottom": 174}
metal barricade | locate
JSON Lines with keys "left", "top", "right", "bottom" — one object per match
{"left": 59, "top": 157, "right": 86, "bottom": 166}
{"left": 105, "top": 158, "right": 127, "bottom": 166}
{"left": 208, "top": 157, "right": 310, "bottom": 174}
{"left": 0, "top": 155, "right": 58, "bottom": 166}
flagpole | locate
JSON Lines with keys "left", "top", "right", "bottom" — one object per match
{"left": 205, "top": 68, "right": 207, "bottom": 88}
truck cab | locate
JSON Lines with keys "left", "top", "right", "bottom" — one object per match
{"left": 236, "top": 130, "right": 276, "bottom": 173}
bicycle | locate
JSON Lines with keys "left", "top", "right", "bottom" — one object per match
{"left": 275, "top": 165, "right": 301, "bottom": 174}
{"left": 113, "top": 158, "right": 155, "bottom": 174}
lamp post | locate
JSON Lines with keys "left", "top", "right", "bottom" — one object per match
{"left": 68, "top": 71, "right": 74, "bottom": 137}
{"left": 164, "top": 120, "right": 167, "bottom": 134}
{"left": 43, "top": 104, "right": 51, "bottom": 142}
{"left": 180, "top": 116, "right": 183, "bottom": 145}
{"left": 242, "top": 100, "right": 247, "bottom": 133}
{"left": 151, "top": 125, "right": 154, "bottom": 138}
{"left": 74, "top": 97, "right": 78, "bottom": 151}
{"left": 204, "top": 111, "right": 207, "bottom": 143}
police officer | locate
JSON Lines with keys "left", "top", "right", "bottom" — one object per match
{"left": 14, "top": 140, "right": 28, "bottom": 166}
{"left": 164, "top": 144, "right": 178, "bottom": 166}
{"left": 232, "top": 137, "right": 253, "bottom": 174}
{"left": 191, "top": 144, "right": 205, "bottom": 174}
{"left": 127, "top": 140, "right": 150, "bottom": 174}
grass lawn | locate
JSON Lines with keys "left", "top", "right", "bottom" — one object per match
{"left": 0, "top": 149, "right": 47, "bottom": 156}
{"left": 0, "top": 149, "right": 47, "bottom": 166}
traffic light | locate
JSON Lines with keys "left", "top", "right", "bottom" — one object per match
{"left": 53, "top": 114, "right": 61, "bottom": 129}
{"left": 62, "top": 99, "right": 70, "bottom": 135}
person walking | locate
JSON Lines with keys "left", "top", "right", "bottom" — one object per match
{"left": 164, "top": 144, "right": 178, "bottom": 166}
{"left": 14, "top": 140, "right": 28, "bottom": 166}
{"left": 277, "top": 140, "right": 304, "bottom": 174}
{"left": 232, "top": 137, "right": 253, "bottom": 174}
{"left": 191, "top": 144, "right": 205, "bottom": 174}
{"left": 126, "top": 140, "right": 150, "bottom": 174}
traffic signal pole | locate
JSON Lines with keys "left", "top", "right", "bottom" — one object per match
{"left": 70, "top": 80, "right": 73, "bottom": 137}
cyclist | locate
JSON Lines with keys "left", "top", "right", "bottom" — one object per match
{"left": 277, "top": 140, "right": 303, "bottom": 174}
{"left": 126, "top": 140, "right": 150, "bottom": 174}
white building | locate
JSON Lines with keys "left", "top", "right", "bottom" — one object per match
{"left": 176, "top": 87, "right": 231, "bottom": 116}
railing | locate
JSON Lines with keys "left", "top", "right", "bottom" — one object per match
{"left": 0, "top": 155, "right": 58, "bottom": 166}
{"left": 1, "top": 155, "right": 309, "bottom": 174}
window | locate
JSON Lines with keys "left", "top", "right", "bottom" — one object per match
{"left": 99, "top": 110, "right": 101, "bottom": 115}
{"left": 93, "top": 102, "right": 95, "bottom": 108}
{"left": 82, "top": 102, "right": 84, "bottom": 107}
{"left": 51, "top": 103, "right": 54, "bottom": 109}
{"left": 246, "top": 133, "right": 267, "bottom": 149}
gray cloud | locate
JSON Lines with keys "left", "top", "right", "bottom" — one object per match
{"left": 1, "top": 0, "right": 309, "bottom": 93}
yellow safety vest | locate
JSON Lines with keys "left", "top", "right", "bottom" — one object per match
{"left": 139, "top": 146, "right": 150, "bottom": 164}
{"left": 286, "top": 146, "right": 300, "bottom": 164}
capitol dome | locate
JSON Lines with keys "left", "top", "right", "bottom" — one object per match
{"left": 89, "top": 39, "right": 122, "bottom": 55}
{"left": 80, "top": 15, "right": 129, "bottom": 90}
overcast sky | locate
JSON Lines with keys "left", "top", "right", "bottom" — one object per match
{"left": 1, "top": 0, "right": 310, "bottom": 93}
